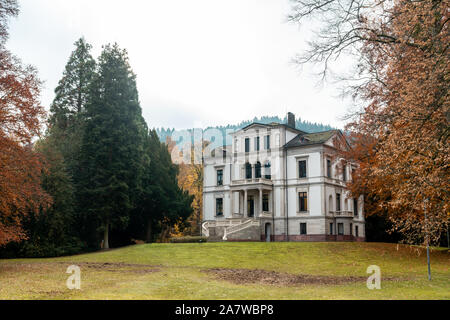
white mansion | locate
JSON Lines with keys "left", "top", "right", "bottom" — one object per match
{"left": 202, "top": 113, "right": 365, "bottom": 242}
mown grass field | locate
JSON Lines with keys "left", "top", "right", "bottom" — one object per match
{"left": 0, "top": 242, "right": 448, "bottom": 300}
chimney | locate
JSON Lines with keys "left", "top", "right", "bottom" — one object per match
{"left": 287, "top": 112, "right": 295, "bottom": 129}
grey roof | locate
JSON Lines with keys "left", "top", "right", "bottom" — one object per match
{"left": 284, "top": 129, "right": 339, "bottom": 148}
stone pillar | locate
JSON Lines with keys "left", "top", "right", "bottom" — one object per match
{"left": 259, "top": 188, "right": 263, "bottom": 217}
{"left": 244, "top": 189, "right": 248, "bottom": 217}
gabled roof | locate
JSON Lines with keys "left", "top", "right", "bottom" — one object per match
{"left": 284, "top": 129, "right": 340, "bottom": 148}
{"left": 236, "top": 122, "right": 307, "bottom": 134}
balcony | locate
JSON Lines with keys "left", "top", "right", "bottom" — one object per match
{"left": 329, "top": 211, "right": 355, "bottom": 218}
{"left": 231, "top": 178, "right": 273, "bottom": 187}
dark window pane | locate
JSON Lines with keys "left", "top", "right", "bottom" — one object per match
{"left": 217, "top": 169, "right": 223, "bottom": 186}
{"left": 338, "top": 223, "right": 344, "bottom": 235}
{"left": 336, "top": 193, "right": 341, "bottom": 212}
{"left": 299, "top": 160, "right": 307, "bottom": 178}
{"left": 245, "top": 138, "right": 250, "bottom": 153}
{"left": 299, "top": 192, "right": 308, "bottom": 211}
{"left": 264, "top": 135, "right": 270, "bottom": 150}
{"left": 255, "top": 137, "right": 260, "bottom": 151}
{"left": 353, "top": 198, "right": 358, "bottom": 216}
{"left": 264, "top": 162, "right": 271, "bottom": 179}
{"left": 245, "top": 163, "right": 252, "bottom": 179}
{"left": 300, "top": 223, "right": 307, "bottom": 235}
{"left": 255, "top": 162, "right": 261, "bottom": 178}
{"left": 262, "top": 194, "right": 269, "bottom": 212}
{"left": 330, "top": 223, "right": 333, "bottom": 235}
{"left": 327, "top": 159, "right": 331, "bottom": 178}
{"left": 216, "top": 198, "right": 223, "bottom": 216}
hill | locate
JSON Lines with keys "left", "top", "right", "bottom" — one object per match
{"left": 155, "top": 115, "right": 335, "bottom": 143}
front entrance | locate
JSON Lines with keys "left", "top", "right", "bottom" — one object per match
{"left": 247, "top": 196, "right": 255, "bottom": 217}
{"left": 265, "top": 223, "right": 271, "bottom": 242}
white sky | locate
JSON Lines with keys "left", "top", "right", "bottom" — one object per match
{"left": 6, "top": 0, "right": 355, "bottom": 130}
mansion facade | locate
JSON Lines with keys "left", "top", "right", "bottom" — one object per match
{"left": 201, "top": 112, "right": 365, "bottom": 242}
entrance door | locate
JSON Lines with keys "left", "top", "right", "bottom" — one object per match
{"left": 265, "top": 223, "right": 271, "bottom": 242}
{"left": 247, "top": 197, "right": 255, "bottom": 217}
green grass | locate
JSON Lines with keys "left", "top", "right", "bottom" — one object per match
{"left": 0, "top": 242, "right": 448, "bottom": 299}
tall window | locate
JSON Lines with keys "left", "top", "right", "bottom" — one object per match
{"left": 216, "top": 198, "right": 223, "bottom": 216}
{"left": 245, "top": 138, "right": 250, "bottom": 153}
{"left": 264, "top": 135, "right": 270, "bottom": 150}
{"left": 353, "top": 198, "right": 358, "bottom": 216}
{"left": 255, "top": 137, "right": 260, "bottom": 151}
{"left": 299, "top": 192, "right": 308, "bottom": 212}
{"left": 217, "top": 169, "right": 223, "bottom": 186}
{"left": 262, "top": 193, "right": 269, "bottom": 212}
{"left": 326, "top": 159, "right": 331, "bottom": 178}
{"left": 264, "top": 162, "right": 271, "bottom": 179}
{"left": 336, "top": 193, "right": 341, "bottom": 212}
{"left": 245, "top": 163, "right": 252, "bottom": 179}
{"left": 343, "top": 164, "right": 347, "bottom": 181}
{"left": 355, "top": 225, "right": 359, "bottom": 237}
{"left": 255, "top": 161, "right": 262, "bottom": 178}
{"left": 330, "top": 223, "right": 333, "bottom": 235}
{"left": 299, "top": 160, "right": 307, "bottom": 178}
{"left": 350, "top": 223, "right": 353, "bottom": 236}
{"left": 300, "top": 223, "right": 307, "bottom": 235}
{"left": 338, "top": 223, "right": 344, "bottom": 235}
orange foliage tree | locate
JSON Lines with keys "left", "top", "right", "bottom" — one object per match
{"left": 0, "top": 0, "right": 50, "bottom": 245}
{"left": 290, "top": 0, "right": 449, "bottom": 244}
{"left": 167, "top": 135, "right": 204, "bottom": 236}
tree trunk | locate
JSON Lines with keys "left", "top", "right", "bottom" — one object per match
{"left": 146, "top": 218, "right": 152, "bottom": 243}
{"left": 103, "top": 221, "right": 109, "bottom": 249}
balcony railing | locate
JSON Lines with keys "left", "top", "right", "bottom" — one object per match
{"left": 231, "top": 178, "right": 273, "bottom": 186}
{"left": 329, "top": 210, "right": 355, "bottom": 217}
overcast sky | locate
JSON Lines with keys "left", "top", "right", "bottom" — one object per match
{"left": 6, "top": 0, "right": 354, "bottom": 130}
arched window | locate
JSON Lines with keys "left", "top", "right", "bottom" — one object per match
{"left": 264, "top": 161, "right": 271, "bottom": 179}
{"left": 245, "top": 163, "right": 252, "bottom": 179}
{"left": 255, "top": 161, "right": 262, "bottom": 178}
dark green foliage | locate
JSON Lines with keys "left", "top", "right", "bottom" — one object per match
{"left": 131, "top": 130, "right": 193, "bottom": 243}
{"left": 77, "top": 43, "right": 147, "bottom": 249}
{"left": 0, "top": 39, "right": 195, "bottom": 257}
{"left": 0, "top": 137, "right": 85, "bottom": 258}
{"left": 169, "top": 236, "right": 207, "bottom": 243}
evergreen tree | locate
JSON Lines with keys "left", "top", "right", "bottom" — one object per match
{"left": 50, "top": 37, "right": 96, "bottom": 129}
{"left": 78, "top": 43, "right": 147, "bottom": 249}
{"left": 134, "top": 130, "right": 193, "bottom": 242}
{"left": 48, "top": 37, "right": 96, "bottom": 179}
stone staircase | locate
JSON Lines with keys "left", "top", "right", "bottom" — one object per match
{"left": 202, "top": 219, "right": 261, "bottom": 241}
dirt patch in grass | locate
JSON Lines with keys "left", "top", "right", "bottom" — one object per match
{"left": 204, "top": 268, "right": 398, "bottom": 286}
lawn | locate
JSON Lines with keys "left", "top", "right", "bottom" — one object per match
{"left": 0, "top": 242, "right": 448, "bottom": 300}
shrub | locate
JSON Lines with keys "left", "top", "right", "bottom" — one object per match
{"left": 169, "top": 236, "right": 207, "bottom": 243}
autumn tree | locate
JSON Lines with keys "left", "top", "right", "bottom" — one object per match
{"left": 289, "top": 0, "right": 449, "bottom": 244}
{"left": 0, "top": 0, "right": 50, "bottom": 246}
